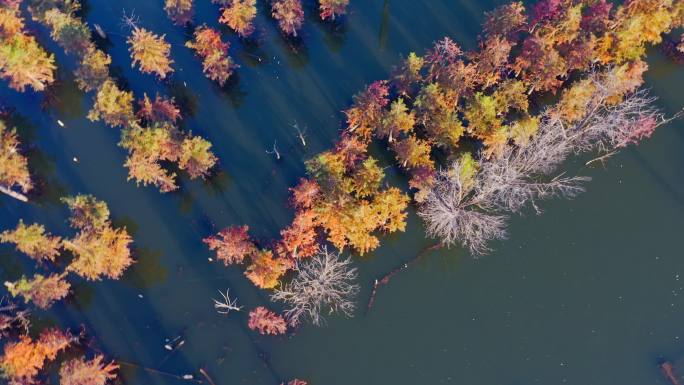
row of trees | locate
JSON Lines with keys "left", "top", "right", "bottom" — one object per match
{"left": 205, "top": 0, "right": 683, "bottom": 328}
{"left": 210, "top": 0, "right": 348, "bottom": 38}
{"left": 0, "top": 0, "right": 55, "bottom": 92}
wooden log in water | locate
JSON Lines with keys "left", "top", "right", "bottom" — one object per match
{"left": 0, "top": 186, "right": 28, "bottom": 202}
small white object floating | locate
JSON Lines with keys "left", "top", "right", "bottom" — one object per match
{"left": 57, "top": 119, "right": 65, "bottom": 127}
{"left": 164, "top": 344, "right": 173, "bottom": 351}
{"left": 182, "top": 375, "right": 194, "bottom": 380}
{"left": 138, "top": 294, "right": 144, "bottom": 298}
{"left": 183, "top": 81, "right": 187, "bottom": 87}
{"left": 72, "top": 157, "right": 78, "bottom": 163}
{"left": 208, "top": 257, "right": 213, "bottom": 262}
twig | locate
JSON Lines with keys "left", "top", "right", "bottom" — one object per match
{"left": 213, "top": 289, "right": 242, "bottom": 315}
{"left": 199, "top": 368, "right": 218, "bottom": 385}
{"left": 292, "top": 122, "right": 306, "bottom": 147}
{"left": 117, "top": 360, "right": 203, "bottom": 383}
{"left": 266, "top": 140, "right": 281, "bottom": 160}
{"left": 366, "top": 243, "right": 442, "bottom": 314}
{"left": 585, "top": 151, "right": 617, "bottom": 166}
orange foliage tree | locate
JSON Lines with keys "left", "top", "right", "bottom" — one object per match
{"left": 186, "top": 26, "right": 238, "bottom": 86}
{"left": 1, "top": 220, "right": 62, "bottom": 262}
{"left": 218, "top": 0, "right": 257, "bottom": 38}
{"left": 0, "top": 328, "right": 74, "bottom": 384}
{"left": 128, "top": 26, "right": 174, "bottom": 79}
{"left": 0, "top": 1, "right": 55, "bottom": 92}
{"left": 120, "top": 94, "right": 217, "bottom": 192}
{"left": 61, "top": 195, "right": 134, "bottom": 281}
{"left": 60, "top": 355, "right": 118, "bottom": 385}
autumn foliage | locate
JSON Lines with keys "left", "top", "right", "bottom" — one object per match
{"left": 0, "top": 120, "right": 32, "bottom": 198}
{"left": 0, "top": 1, "right": 55, "bottom": 92}
{"left": 165, "top": 0, "right": 194, "bottom": 25}
{"left": 186, "top": 26, "right": 238, "bottom": 86}
{"left": 120, "top": 94, "right": 217, "bottom": 192}
{"left": 203, "top": 225, "right": 257, "bottom": 265}
{"left": 319, "top": 0, "right": 349, "bottom": 20}
{"left": 248, "top": 306, "right": 287, "bottom": 335}
{"left": 62, "top": 194, "right": 134, "bottom": 281}
{"left": 218, "top": 0, "right": 257, "bottom": 38}
{"left": 0, "top": 328, "right": 73, "bottom": 384}
{"left": 272, "top": 0, "right": 304, "bottom": 37}
{"left": 128, "top": 27, "right": 174, "bottom": 79}
{"left": 60, "top": 355, "right": 118, "bottom": 385}
{"left": 5, "top": 273, "right": 70, "bottom": 309}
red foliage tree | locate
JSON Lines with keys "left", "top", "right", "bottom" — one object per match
{"left": 248, "top": 306, "right": 287, "bottom": 335}
{"left": 204, "top": 225, "right": 257, "bottom": 265}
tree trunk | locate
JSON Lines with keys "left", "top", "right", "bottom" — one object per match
{"left": 0, "top": 185, "right": 28, "bottom": 202}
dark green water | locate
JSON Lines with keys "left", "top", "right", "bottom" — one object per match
{"left": 2, "top": 1, "right": 684, "bottom": 384}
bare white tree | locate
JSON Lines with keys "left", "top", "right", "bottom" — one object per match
{"left": 420, "top": 68, "right": 677, "bottom": 255}
{"left": 213, "top": 289, "right": 242, "bottom": 315}
{"left": 271, "top": 247, "right": 360, "bottom": 327}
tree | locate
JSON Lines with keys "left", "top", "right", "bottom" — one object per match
{"left": 120, "top": 122, "right": 179, "bottom": 192}
{"left": 482, "top": 1, "right": 527, "bottom": 41}
{"left": 5, "top": 273, "right": 70, "bottom": 309}
{"left": 203, "top": 225, "right": 257, "bottom": 265}
{"left": 272, "top": 0, "right": 304, "bottom": 37}
{"left": 319, "top": 0, "right": 349, "bottom": 20}
{"left": 391, "top": 52, "right": 424, "bottom": 96}
{"left": 247, "top": 306, "right": 287, "bottom": 335}
{"left": 278, "top": 209, "right": 318, "bottom": 259}
{"left": 62, "top": 194, "right": 111, "bottom": 231}
{"left": 419, "top": 77, "right": 672, "bottom": 255}
{"left": 165, "top": 0, "right": 194, "bottom": 25}
{"left": 219, "top": 0, "right": 257, "bottom": 38}
{"left": 137, "top": 93, "right": 181, "bottom": 124}
{"left": 74, "top": 48, "right": 111, "bottom": 92}
{"left": 87, "top": 80, "right": 135, "bottom": 128}
{"left": 0, "top": 4, "right": 55, "bottom": 92}
{"left": 128, "top": 27, "right": 174, "bottom": 78}
{"left": 186, "top": 26, "right": 238, "bottom": 86}
{"left": 345, "top": 81, "right": 390, "bottom": 142}
{"left": 271, "top": 248, "right": 359, "bottom": 326}
{"left": 60, "top": 355, "right": 118, "bottom": 385}
{"left": 0, "top": 220, "right": 61, "bottom": 262}
{"left": 0, "top": 328, "right": 73, "bottom": 385}
{"left": 244, "top": 249, "right": 291, "bottom": 289}
{"left": 377, "top": 98, "right": 415, "bottom": 142}
{"left": 62, "top": 194, "right": 134, "bottom": 280}
{"left": 0, "top": 120, "right": 31, "bottom": 200}
{"left": 178, "top": 136, "right": 217, "bottom": 179}
{"left": 42, "top": 8, "right": 92, "bottom": 56}
{"left": 64, "top": 225, "right": 133, "bottom": 281}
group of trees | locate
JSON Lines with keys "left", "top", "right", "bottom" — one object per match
{"left": 0, "top": 0, "right": 55, "bottom": 92}
{"left": 0, "top": 324, "right": 118, "bottom": 385}
{"left": 0, "top": 119, "right": 31, "bottom": 202}
{"left": 210, "top": 0, "right": 347, "bottom": 38}
{"left": 24, "top": 0, "right": 219, "bottom": 193}
{"left": 201, "top": 0, "right": 684, "bottom": 330}
{"left": 186, "top": 26, "right": 239, "bottom": 86}
{"left": 119, "top": 94, "right": 217, "bottom": 192}
{"left": 1, "top": 194, "right": 134, "bottom": 308}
